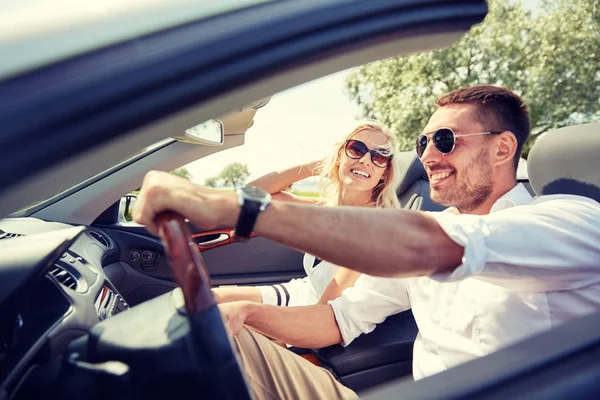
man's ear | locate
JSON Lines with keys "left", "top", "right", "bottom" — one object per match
{"left": 494, "top": 131, "right": 518, "bottom": 167}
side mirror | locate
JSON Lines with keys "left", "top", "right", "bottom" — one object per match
{"left": 118, "top": 194, "right": 138, "bottom": 222}
{"left": 175, "top": 119, "right": 224, "bottom": 146}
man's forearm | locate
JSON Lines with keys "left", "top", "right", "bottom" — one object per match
{"left": 254, "top": 201, "right": 463, "bottom": 278}
{"left": 133, "top": 172, "right": 462, "bottom": 278}
{"left": 243, "top": 302, "right": 343, "bottom": 348}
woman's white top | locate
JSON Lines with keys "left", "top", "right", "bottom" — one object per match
{"left": 259, "top": 254, "right": 340, "bottom": 306}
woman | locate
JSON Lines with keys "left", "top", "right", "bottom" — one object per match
{"left": 212, "top": 120, "right": 402, "bottom": 307}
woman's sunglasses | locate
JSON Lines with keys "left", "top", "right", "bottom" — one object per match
{"left": 416, "top": 128, "right": 503, "bottom": 158}
{"left": 344, "top": 139, "right": 393, "bottom": 168}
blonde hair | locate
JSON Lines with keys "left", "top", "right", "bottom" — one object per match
{"left": 317, "top": 120, "right": 402, "bottom": 209}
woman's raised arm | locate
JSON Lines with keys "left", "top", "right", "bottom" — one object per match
{"left": 246, "top": 160, "right": 323, "bottom": 204}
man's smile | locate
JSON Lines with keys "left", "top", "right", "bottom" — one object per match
{"left": 429, "top": 170, "right": 454, "bottom": 185}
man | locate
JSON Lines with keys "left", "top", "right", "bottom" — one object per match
{"left": 133, "top": 86, "right": 600, "bottom": 399}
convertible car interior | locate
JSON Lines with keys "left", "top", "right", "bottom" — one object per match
{"left": 1, "top": 0, "right": 599, "bottom": 399}
{"left": 0, "top": 149, "right": 444, "bottom": 397}
{"left": 2, "top": 122, "right": 598, "bottom": 399}
{"left": 0, "top": 143, "right": 553, "bottom": 398}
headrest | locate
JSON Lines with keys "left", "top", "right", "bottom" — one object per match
{"left": 527, "top": 123, "right": 600, "bottom": 202}
{"left": 395, "top": 151, "right": 427, "bottom": 194}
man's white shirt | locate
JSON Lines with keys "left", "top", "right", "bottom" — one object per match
{"left": 329, "top": 184, "right": 600, "bottom": 380}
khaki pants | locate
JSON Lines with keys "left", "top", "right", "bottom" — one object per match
{"left": 233, "top": 327, "right": 358, "bottom": 400}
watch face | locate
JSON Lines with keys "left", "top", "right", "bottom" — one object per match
{"left": 242, "top": 186, "right": 269, "bottom": 201}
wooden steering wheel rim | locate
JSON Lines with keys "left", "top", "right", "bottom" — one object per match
{"left": 156, "top": 211, "right": 214, "bottom": 314}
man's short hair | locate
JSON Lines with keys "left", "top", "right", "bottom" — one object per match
{"left": 436, "top": 85, "right": 530, "bottom": 169}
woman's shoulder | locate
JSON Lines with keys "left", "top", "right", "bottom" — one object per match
{"left": 304, "top": 254, "right": 340, "bottom": 274}
{"left": 303, "top": 253, "right": 319, "bottom": 269}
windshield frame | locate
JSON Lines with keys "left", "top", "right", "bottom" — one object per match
{"left": 8, "top": 138, "right": 175, "bottom": 218}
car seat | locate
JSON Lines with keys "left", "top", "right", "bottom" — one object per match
{"left": 395, "top": 151, "right": 446, "bottom": 211}
{"left": 528, "top": 122, "right": 600, "bottom": 202}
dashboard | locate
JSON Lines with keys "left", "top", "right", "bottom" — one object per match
{"left": 0, "top": 217, "right": 237, "bottom": 400}
{"left": 0, "top": 216, "right": 419, "bottom": 399}
{"left": 0, "top": 219, "right": 130, "bottom": 396}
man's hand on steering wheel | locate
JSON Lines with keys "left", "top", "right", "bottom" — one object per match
{"left": 133, "top": 170, "right": 238, "bottom": 235}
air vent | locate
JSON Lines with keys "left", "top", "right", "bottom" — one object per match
{"left": 89, "top": 231, "right": 109, "bottom": 247}
{"left": 49, "top": 265, "right": 78, "bottom": 291}
{"left": 0, "top": 230, "right": 25, "bottom": 240}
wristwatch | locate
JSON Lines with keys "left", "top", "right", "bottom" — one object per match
{"left": 234, "top": 186, "right": 271, "bottom": 241}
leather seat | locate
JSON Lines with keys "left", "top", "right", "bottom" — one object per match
{"left": 395, "top": 151, "right": 445, "bottom": 212}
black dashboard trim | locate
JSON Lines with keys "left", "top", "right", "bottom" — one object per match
{"left": 0, "top": 226, "right": 86, "bottom": 308}
{"left": 1, "top": 276, "right": 74, "bottom": 394}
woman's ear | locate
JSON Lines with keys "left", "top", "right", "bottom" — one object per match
{"left": 382, "top": 167, "right": 389, "bottom": 182}
{"left": 335, "top": 148, "right": 343, "bottom": 165}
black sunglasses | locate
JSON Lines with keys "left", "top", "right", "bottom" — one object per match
{"left": 416, "top": 128, "right": 503, "bottom": 158}
{"left": 344, "top": 139, "right": 393, "bottom": 168}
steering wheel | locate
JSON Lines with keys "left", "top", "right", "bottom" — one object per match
{"left": 156, "top": 211, "right": 252, "bottom": 400}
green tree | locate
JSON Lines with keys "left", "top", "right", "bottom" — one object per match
{"left": 170, "top": 167, "right": 191, "bottom": 180}
{"left": 345, "top": 0, "right": 600, "bottom": 157}
{"left": 204, "top": 176, "right": 220, "bottom": 188}
{"left": 219, "top": 162, "right": 250, "bottom": 189}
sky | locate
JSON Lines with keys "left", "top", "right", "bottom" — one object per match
{"left": 185, "top": 69, "right": 360, "bottom": 185}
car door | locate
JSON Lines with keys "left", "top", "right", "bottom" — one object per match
{"left": 94, "top": 224, "right": 305, "bottom": 306}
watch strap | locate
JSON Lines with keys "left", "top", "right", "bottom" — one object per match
{"left": 234, "top": 198, "right": 262, "bottom": 240}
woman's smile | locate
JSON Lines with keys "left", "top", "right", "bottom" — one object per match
{"left": 350, "top": 167, "right": 371, "bottom": 179}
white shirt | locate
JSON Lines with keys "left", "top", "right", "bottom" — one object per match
{"left": 259, "top": 254, "right": 340, "bottom": 306}
{"left": 329, "top": 184, "right": 600, "bottom": 380}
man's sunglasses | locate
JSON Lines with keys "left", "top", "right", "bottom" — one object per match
{"left": 344, "top": 139, "right": 393, "bottom": 168}
{"left": 416, "top": 128, "right": 503, "bottom": 158}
